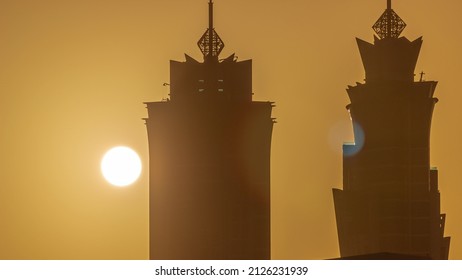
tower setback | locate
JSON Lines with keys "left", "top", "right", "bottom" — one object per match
{"left": 333, "top": 1, "right": 450, "bottom": 259}
{"left": 145, "top": 1, "right": 274, "bottom": 260}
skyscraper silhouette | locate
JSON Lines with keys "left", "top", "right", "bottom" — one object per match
{"left": 144, "top": 1, "right": 274, "bottom": 260}
{"left": 333, "top": 0, "right": 451, "bottom": 259}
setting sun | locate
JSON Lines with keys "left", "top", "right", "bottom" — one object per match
{"left": 101, "top": 146, "right": 142, "bottom": 187}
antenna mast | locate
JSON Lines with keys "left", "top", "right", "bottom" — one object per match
{"left": 387, "top": 0, "right": 392, "bottom": 37}
{"left": 198, "top": 0, "right": 225, "bottom": 62}
{"left": 208, "top": 0, "right": 213, "bottom": 54}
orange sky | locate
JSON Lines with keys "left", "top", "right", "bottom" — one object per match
{"left": 0, "top": 0, "right": 461, "bottom": 259}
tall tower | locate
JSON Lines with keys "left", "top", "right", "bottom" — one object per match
{"left": 333, "top": 0, "right": 450, "bottom": 259}
{"left": 145, "top": 1, "right": 274, "bottom": 260}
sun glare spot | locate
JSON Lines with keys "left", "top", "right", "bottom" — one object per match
{"left": 101, "top": 146, "right": 142, "bottom": 187}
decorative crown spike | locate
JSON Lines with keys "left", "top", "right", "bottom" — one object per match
{"left": 372, "top": 0, "right": 406, "bottom": 39}
{"left": 197, "top": 0, "right": 225, "bottom": 60}
{"left": 198, "top": 29, "right": 224, "bottom": 58}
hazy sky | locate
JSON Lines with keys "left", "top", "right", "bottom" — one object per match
{"left": 0, "top": 0, "right": 461, "bottom": 259}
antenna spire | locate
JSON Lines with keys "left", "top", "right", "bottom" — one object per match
{"left": 372, "top": 0, "right": 406, "bottom": 39}
{"left": 208, "top": 0, "right": 214, "bottom": 56}
{"left": 198, "top": 0, "right": 225, "bottom": 62}
{"left": 386, "top": 0, "right": 392, "bottom": 37}
{"left": 209, "top": 0, "right": 213, "bottom": 30}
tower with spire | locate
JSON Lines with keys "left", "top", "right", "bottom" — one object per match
{"left": 144, "top": 1, "right": 274, "bottom": 260}
{"left": 333, "top": 0, "right": 451, "bottom": 259}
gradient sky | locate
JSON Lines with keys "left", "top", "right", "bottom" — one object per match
{"left": 0, "top": 0, "right": 461, "bottom": 260}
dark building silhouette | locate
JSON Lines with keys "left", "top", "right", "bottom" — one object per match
{"left": 333, "top": 0, "right": 451, "bottom": 259}
{"left": 144, "top": 1, "right": 274, "bottom": 260}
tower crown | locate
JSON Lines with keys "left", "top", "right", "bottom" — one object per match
{"left": 169, "top": 1, "right": 252, "bottom": 102}
{"left": 372, "top": 0, "right": 407, "bottom": 39}
{"left": 197, "top": 0, "right": 225, "bottom": 62}
{"left": 358, "top": 0, "right": 420, "bottom": 83}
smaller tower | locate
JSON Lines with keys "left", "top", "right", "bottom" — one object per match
{"left": 333, "top": 0, "right": 450, "bottom": 259}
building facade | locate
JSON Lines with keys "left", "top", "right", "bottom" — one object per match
{"left": 333, "top": 0, "right": 450, "bottom": 259}
{"left": 145, "top": 1, "right": 274, "bottom": 260}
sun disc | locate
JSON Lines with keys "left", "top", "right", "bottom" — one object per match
{"left": 101, "top": 146, "right": 142, "bottom": 187}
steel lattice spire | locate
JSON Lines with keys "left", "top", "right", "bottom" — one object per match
{"left": 372, "top": 0, "right": 407, "bottom": 39}
{"left": 197, "top": 0, "right": 225, "bottom": 61}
